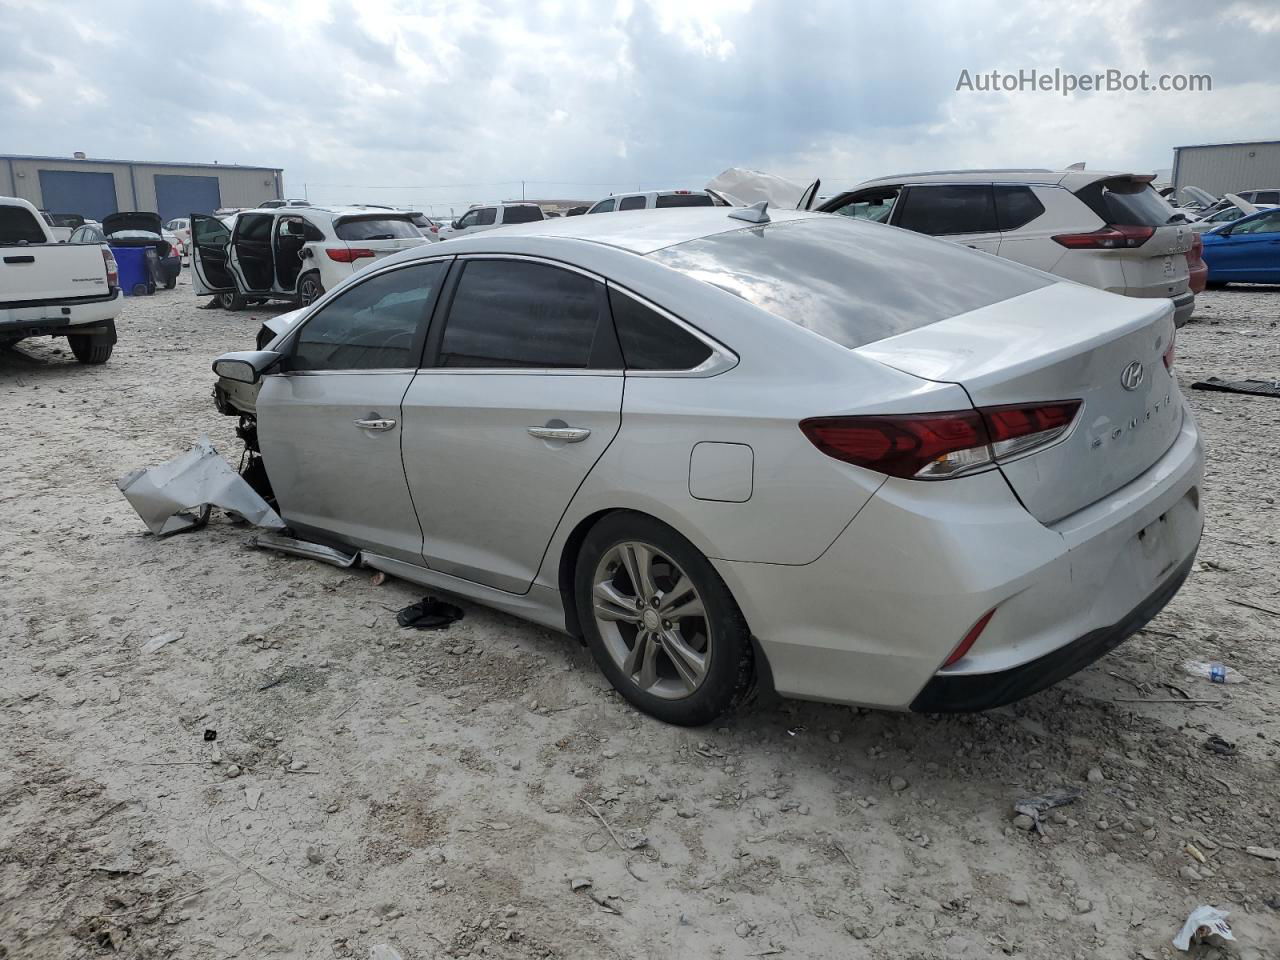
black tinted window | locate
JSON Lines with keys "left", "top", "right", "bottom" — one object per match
{"left": 1255, "top": 191, "right": 1280, "bottom": 205}
{"left": 0, "top": 205, "right": 48, "bottom": 244}
{"left": 335, "top": 217, "right": 419, "bottom": 240}
{"left": 609, "top": 288, "right": 712, "bottom": 370}
{"left": 237, "top": 214, "right": 273, "bottom": 242}
{"left": 292, "top": 262, "right": 443, "bottom": 371}
{"left": 994, "top": 185, "right": 1046, "bottom": 231}
{"left": 896, "top": 185, "right": 996, "bottom": 235}
{"left": 439, "top": 260, "right": 601, "bottom": 368}
{"left": 618, "top": 196, "right": 646, "bottom": 211}
{"left": 502, "top": 205, "right": 543, "bottom": 223}
{"left": 651, "top": 217, "right": 1050, "bottom": 350}
{"left": 1076, "top": 179, "right": 1175, "bottom": 227}
{"left": 655, "top": 192, "right": 715, "bottom": 208}
{"left": 475, "top": 208, "right": 497, "bottom": 226}
{"left": 589, "top": 198, "right": 615, "bottom": 214}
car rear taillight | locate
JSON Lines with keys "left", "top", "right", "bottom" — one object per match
{"left": 326, "top": 247, "right": 376, "bottom": 262}
{"left": 1051, "top": 224, "right": 1155, "bottom": 249}
{"left": 1163, "top": 329, "right": 1176, "bottom": 371}
{"left": 800, "top": 400, "right": 1082, "bottom": 480}
{"left": 101, "top": 247, "right": 118, "bottom": 289}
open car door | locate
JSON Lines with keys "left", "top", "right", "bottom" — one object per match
{"left": 190, "top": 214, "right": 237, "bottom": 296}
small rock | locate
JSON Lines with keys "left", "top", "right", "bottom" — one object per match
{"left": 735, "top": 920, "right": 754, "bottom": 938}
{"left": 326, "top": 802, "right": 340, "bottom": 814}
{"left": 1095, "top": 819, "right": 1109, "bottom": 831}
{"left": 677, "top": 807, "right": 697, "bottom": 819}
{"left": 1012, "top": 814, "right": 1036, "bottom": 831}
{"left": 1180, "top": 866, "right": 1202, "bottom": 882}
{"left": 503, "top": 905, "right": 517, "bottom": 918}
{"left": 764, "top": 789, "right": 779, "bottom": 800}
{"left": 430, "top": 878, "right": 446, "bottom": 890}
{"left": 890, "top": 776, "right": 908, "bottom": 792}
{"left": 509, "top": 759, "right": 521, "bottom": 771}
{"left": 288, "top": 760, "right": 307, "bottom": 772}
{"left": 1073, "top": 898, "right": 1092, "bottom": 914}
{"left": 844, "top": 922, "right": 870, "bottom": 939}
{"left": 53, "top": 664, "right": 72, "bottom": 677}
{"left": 244, "top": 787, "right": 262, "bottom": 811}
{"left": 1008, "top": 886, "right": 1031, "bottom": 906}
{"left": 656, "top": 791, "right": 674, "bottom": 802}
{"left": 306, "top": 845, "right": 324, "bottom": 864}
{"left": 1086, "top": 767, "right": 1104, "bottom": 784}
{"left": 602, "top": 750, "right": 618, "bottom": 760}
{"left": 828, "top": 731, "right": 842, "bottom": 743}
{"left": 224, "top": 764, "right": 242, "bottom": 779}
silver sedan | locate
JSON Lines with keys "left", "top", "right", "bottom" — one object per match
{"left": 213, "top": 206, "right": 1203, "bottom": 725}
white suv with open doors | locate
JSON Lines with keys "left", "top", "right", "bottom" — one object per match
{"left": 805, "top": 170, "right": 1197, "bottom": 326}
{"left": 190, "top": 205, "right": 429, "bottom": 310}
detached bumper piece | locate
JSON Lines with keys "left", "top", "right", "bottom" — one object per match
{"left": 910, "top": 549, "right": 1197, "bottom": 713}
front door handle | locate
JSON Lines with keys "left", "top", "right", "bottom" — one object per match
{"left": 527, "top": 425, "right": 591, "bottom": 443}
{"left": 354, "top": 417, "right": 397, "bottom": 431}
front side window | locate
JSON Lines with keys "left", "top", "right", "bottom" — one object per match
{"left": 618, "top": 196, "right": 647, "bottom": 211}
{"left": 588, "top": 198, "right": 616, "bottom": 214}
{"left": 455, "top": 210, "right": 478, "bottom": 228}
{"left": 291, "top": 261, "right": 445, "bottom": 371}
{"left": 827, "top": 189, "right": 899, "bottom": 223}
{"left": 437, "top": 259, "right": 602, "bottom": 369}
{"left": 896, "top": 184, "right": 997, "bottom": 235}
{"left": 334, "top": 217, "right": 419, "bottom": 241}
{"left": 475, "top": 207, "right": 497, "bottom": 226}
{"left": 501, "top": 205, "right": 543, "bottom": 224}
{"left": 609, "top": 288, "right": 712, "bottom": 370}
{"left": 193, "top": 216, "right": 230, "bottom": 246}
{"left": 1232, "top": 211, "right": 1280, "bottom": 235}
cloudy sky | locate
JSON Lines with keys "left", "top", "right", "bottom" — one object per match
{"left": 2, "top": 0, "right": 1276, "bottom": 215}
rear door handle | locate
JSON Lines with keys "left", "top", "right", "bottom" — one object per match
{"left": 527, "top": 426, "right": 591, "bottom": 442}
{"left": 353, "top": 417, "right": 397, "bottom": 431}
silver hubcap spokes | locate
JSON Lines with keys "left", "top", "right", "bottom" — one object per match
{"left": 592, "top": 541, "right": 710, "bottom": 700}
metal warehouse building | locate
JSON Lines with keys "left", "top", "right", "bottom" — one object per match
{"left": 0, "top": 153, "right": 283, "bottom": 223}
{"left": 1171, "top": 139, "right": 1280, "bottom": 196}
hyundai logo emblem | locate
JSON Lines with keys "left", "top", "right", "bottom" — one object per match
{"left": 1120, "top": 361, "right": 1145, "bottom": 391}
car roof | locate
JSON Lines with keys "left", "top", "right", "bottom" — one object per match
{"left": 432, "top": 205, "right": 824, "bottom": 255}
{"left": 851, "top": 168, "right": 1150, "bottom": 191}
{"left": 236, "top": 204, "right": 416, "bottom": 220}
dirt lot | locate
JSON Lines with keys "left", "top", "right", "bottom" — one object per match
{"left": 2, "top": 274, "right": 1279, "bottom": 960}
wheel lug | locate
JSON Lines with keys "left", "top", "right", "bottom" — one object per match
{"left": 663, "top": 620, "right": 672, "bottom": 629}
{"left": 650, "top": 597, "right": 660, "bottom": 607}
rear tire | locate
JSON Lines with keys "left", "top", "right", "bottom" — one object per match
{"left": 164, "top": 277, "right": 177, "bottom": 290}
{"left": 218, "top": 291, "right": 245, "bottom": 310}
{"left": 68, "top": 334, "right": 113, "bottom": 365}
{"left": 298, "top": 272, "right": 324, "bottom": 306}
{"left": 575, "top": 512, "right": 753, "bottom": 726}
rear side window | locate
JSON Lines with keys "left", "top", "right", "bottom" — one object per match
{"left": 237, "top": 214, "right": 273, "bottom": 242}
{"left": 438, "top": 260, "right": 602, "bottom": 368}
{"left": 650, "top": 217, "right": 1050, "bottom": 350}
{"left": 1255, "top": 191, "right": 1280, "bottom": 205}
{"left": 655, "top": 192, "right": 715, "bottom": 208}
{"left": 501, "top": 205, "right": 543, "bottom": 224}
{"left": 609, "top": 288, "right": 712, "bottom": 370}
{"left": 335, "top": 217, "right": 420, "bottom": 240}
{"left": 618, "top": 196, "right": 647, "bottom": 211}
{"left": 1076, "top": 179, "right": 1175, "bottom": 227}
{"left": 589, "top": 199, "right": 616, "bottom": 214}
{"left": 291, "top": 262, "right": 444, "bottom": 371}
{"left": 0, "top": 205, "right": 48, "bottom": 244}
{"left": 994, "top": 186, "right": 1046, "bottom": 231}
{"left": 896, "top": 185, "right": 997, "bottom": 235}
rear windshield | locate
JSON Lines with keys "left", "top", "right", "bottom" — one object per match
{"left": 335, "top": 217, "right": 421, "bottom": 241}
{"left": 649, "top": 216, "right": 1051, "bottom": 349}
{"left": 0, "top": 206, "right": 48, "bottom": 244}
{"left": 502, "top": 205, "right": 543, "bottom": 224}
{"left": 655, "top": 192, "right": 715, "bottom": 209}
{"left": 1077, "top": 179, "right": 1176, "bottom": 227}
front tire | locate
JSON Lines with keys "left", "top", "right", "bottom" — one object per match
{"left": 575, "top": 512, "right": 752, "bottom": 726}
{"left": 68, "top": 334, "right": 113, "bottom": 365}
{"left": 298, "top": 272, "right": 324, "bottom": 306}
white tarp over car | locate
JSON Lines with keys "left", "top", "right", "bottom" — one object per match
{"left": 706, "top": 168, "right": 810, "bottom": 209}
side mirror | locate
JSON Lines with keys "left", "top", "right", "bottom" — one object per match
{"left": 452, "top": 220, "right": 462, "bottom": 229}
{"left": 213, "top": 350, "right": 281, "bottom": 384}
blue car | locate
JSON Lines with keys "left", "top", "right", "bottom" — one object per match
{"left": 1201, "top": 207, "right": 1280, "bottom": 286}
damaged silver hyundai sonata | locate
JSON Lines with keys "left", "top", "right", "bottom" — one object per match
{"left": 212, "top": 204, "right": 1202, "bottom": 726}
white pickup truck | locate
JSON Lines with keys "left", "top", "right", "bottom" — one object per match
{"left": 1, "top": 196, "right": 123, "bottom": 364}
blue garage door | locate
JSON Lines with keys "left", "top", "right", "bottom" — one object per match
{"left": 154, "top": 174, "right": 222, "bottom": 222}
{"left": 38, "top": 169, "right": 119, "bottom": 221}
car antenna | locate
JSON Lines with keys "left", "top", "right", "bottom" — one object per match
{"left": 728, "top": 200, "right": 770, "bottom": 224}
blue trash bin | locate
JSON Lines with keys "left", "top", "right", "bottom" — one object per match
{"left": 110, "top": 246, "right": 150, "bottom": 296}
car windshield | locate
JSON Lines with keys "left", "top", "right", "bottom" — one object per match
{"left": 650, "top": 216, "right": 1050, "bottom": 349}
{"left": 334, "top": 217, "right": 421, "bottom": 240}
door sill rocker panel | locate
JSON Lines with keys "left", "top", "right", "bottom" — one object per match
{"left": 251, "top": 531, "right": 361, "bottom": 568}
{"left": 361, "top": 552, "right": 567, "bottom": 633}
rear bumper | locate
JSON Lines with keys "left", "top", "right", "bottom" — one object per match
{"left": 909, "top": 546, "right": 1196, "bottom": 711}
{"left": 714, "top": 401, "right": 1203, "bottom": 711}
{"left": 1170, "top": 291, "right": 1195, "bottom": 328}
{"left": 0, "top": 289, "right": 122, "bottom": 338}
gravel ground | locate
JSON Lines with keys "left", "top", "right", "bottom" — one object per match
{"left": 1, "top": 274, "right": 1278, "bottom": 960}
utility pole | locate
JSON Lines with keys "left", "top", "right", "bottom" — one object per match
{"left": 522, "top": 180, "right": 526, "bottom": 201}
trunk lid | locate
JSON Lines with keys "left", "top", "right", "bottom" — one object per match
{"left": 103, "top": 211, "right": 163, "bottom": 236}
{"left": 856, "top": 281, "right": 1182, "bottom": 524}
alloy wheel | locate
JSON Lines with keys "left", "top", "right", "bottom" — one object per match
{"left": 591, "top": 541, "right": 711, "bottom": 700}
